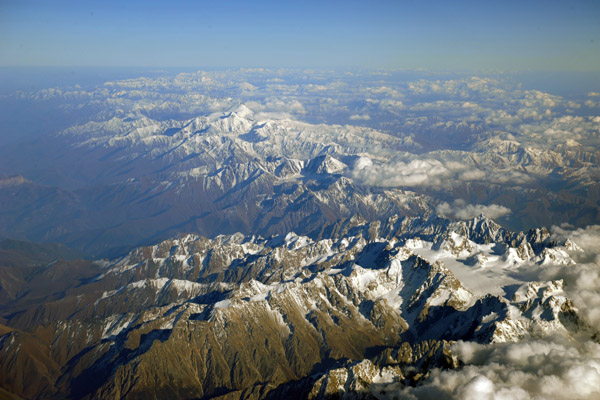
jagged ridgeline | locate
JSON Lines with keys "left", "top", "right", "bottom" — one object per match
{"left": 0, "top": 215, "right": 593, "bottom": 399}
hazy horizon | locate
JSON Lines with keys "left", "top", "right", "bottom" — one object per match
{"left": 2, "top": 66, "right": 600, "bottom": 97}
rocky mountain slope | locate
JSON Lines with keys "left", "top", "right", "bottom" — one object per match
{"left": 0, "top": 215, "right": 593, "bottom": 399}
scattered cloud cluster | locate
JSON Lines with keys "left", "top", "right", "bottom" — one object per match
{"left": 520, "top": 115, "right": 600, "bottom": 149}
{"left": 406, "top": 77, "right": 509, "bottom": 99}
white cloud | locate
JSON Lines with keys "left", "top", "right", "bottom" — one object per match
{"left": 486, "top": 169, "right": 533, "bottom": 185}
{"left": 351, "top": 159, "right": 453, "bottom": 187}
{"left": 350, "top": 155, "right": 534, "bottom": 189}
{"left": 245, "top": 98, "right": 306, "bottom": 116}
{"left": 362, "top": 86, "right": 403, "bottom": 98}
{"left": 353, "top": 156, "right": 374, "bottom": 171}
{"left": 436, "top": 200, "right": 511, "bottom": 220}
{"left": 459, "top": 169, "right": 486, "bottom": 181}
{"left": 378, "top": 99, "right": 405, "bottom": 110}
{"left": 349, "top": 114, "right": 371, "bottom": 121}
{"left": 239, "top": 82, "right": 256, "bottom": 92}
{"left": 551, "top": 225, "right": 600, "bottom": 253}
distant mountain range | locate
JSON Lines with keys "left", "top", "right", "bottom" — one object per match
{"left": 1, "top": 95, "right": 598, "bottom": 257}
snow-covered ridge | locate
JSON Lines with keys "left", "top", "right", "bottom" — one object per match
{"left": 86, "top": 214, "right": 588, "bottom": 347}
{"left": 59, "top": 103, "right": 406, "bottom": 165}
{"left": 57, "top": 102, "right": 598, "bottom": 194}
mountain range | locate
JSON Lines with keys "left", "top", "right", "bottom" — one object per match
{"left": 0, "top": 69, "right": 599, "bottom": 399}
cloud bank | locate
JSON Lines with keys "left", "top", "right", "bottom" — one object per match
{"left": 396, "top": 339, "right": 600, "bottom": 400}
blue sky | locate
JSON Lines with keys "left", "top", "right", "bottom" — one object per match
{"left": 1, "top": 0, "right": 599, "bottom": 71}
